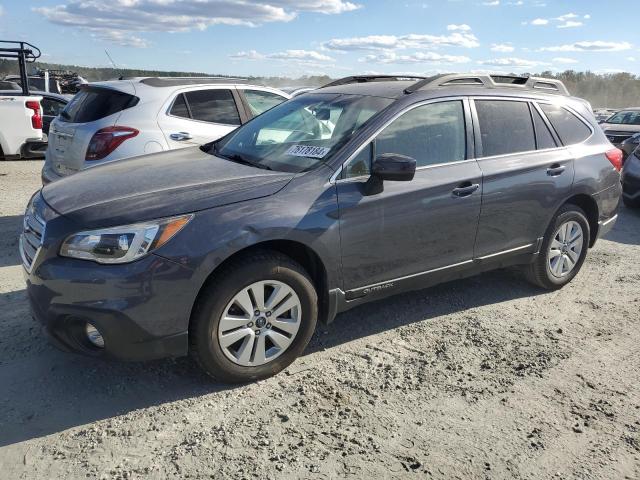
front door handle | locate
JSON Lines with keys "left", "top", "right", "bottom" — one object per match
{"left": 170, "top": 132, "right": 192, "bottom": 141}
{"left": 452, "top": 182, "right": 480, "bottom": 197}
{"left": 547, "top": 164, "right": 566, "bottom": 176}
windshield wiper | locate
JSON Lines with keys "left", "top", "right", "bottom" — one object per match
{"left": 219, "top": 153, "right": 273, "bottom": 171}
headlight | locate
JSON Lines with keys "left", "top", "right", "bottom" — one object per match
{"left": 60, "top": 214, "right": 192, "bottom": 264}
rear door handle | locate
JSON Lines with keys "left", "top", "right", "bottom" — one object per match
{"left": 452, "top": 182, "right": 480, "bottom": 197}
{"left": 546, "top": 164, "right": 566, "bottom": 176}
{"left": 170, "top": 132, "right": 192, "bottom": 141}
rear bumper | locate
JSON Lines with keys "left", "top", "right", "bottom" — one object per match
{"left": 22, "top": 139, "right": 48, "bottom": 159}
{"left": 41, "top": 160, "right": 64, "bottom": 185}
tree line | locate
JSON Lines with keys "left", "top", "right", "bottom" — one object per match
{"left": 1, "top": 59, "right": 638, "bottom": 108}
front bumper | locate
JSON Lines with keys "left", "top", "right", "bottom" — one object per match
{"left": 622, "top": 170, "right": 640, "bottom": 201}
{"left": 25, "top": 252, "right": 195, "bottom": 361}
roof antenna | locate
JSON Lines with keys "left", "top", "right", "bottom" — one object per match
{"left": 105, "top": 49, "right": 124, "bottom": 79}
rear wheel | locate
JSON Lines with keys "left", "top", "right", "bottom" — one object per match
{"left": 524, "top": 204, "right": 590, "bottom": 290}
{"left": 190, "top": 251, "right": 318, "bottom": 383}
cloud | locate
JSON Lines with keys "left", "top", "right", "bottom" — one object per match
{"left": 525, "top": 12, "right": 589, "bottom": 28}
{"left": 34, "top": 0, "right": 361, "bottom": 47}
{"left": 530, "top": 18, "right": 549, "bottom": 25}
{"left": 231, "top": 49, "right": 333, "bottom": 62}
{"left": 491, "top": 43, "right": 514, "bottom": 53}
{"left": 557, "top": 20, "right": 582, "bottom": 28}
{"left": 482, "top": 1, "right": 500, "bottom": 6}
{"left": 552, "top": 57, "right": 579, "bottom": 64}
{"left": 479, "top": 57, "right": 549, "bottom": 68}
{"left": 98, "top": 30, "right": 151, "bottom": 48}
{"left": 324, "top": 30, "right": 480, "bottom": 52}
{"left": 361, "top": 51, "right": 471, "bottom": 65}
{"left": 447, "top": 24, "right": 471, "bottom": 32}
{"left": 540, "top": 41, "right": 633, "bottom": 52}
{"left": 0, "top": 5, "right": 4, "bottom": 16}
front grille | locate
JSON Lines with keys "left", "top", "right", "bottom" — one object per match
{"left": 20, "top": 203, "right": 46, "bottom": 273}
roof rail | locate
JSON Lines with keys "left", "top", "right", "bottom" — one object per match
{"left": 133, "top": 77, "right": 249, "bottom": 87}
{"left": 405, "top": 74, "right": 570, "bottom": 96}
{"left": 321, "top": 75, "right": 428, "bottom": 89}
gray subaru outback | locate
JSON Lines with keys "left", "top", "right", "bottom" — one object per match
{"left": 22, "top": 74, "right": 622, "bottom": 383}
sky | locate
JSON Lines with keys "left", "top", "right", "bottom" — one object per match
{"left": 0, "top": 0, "right": 638, "bottom": 77}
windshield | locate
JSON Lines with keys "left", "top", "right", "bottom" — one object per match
{"left": 606, "top": 110, "right": 640, "bottom": 125}
{"left": 212, "top": 93, "right": 393, "bottom": 173}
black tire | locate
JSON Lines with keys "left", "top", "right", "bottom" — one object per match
{"left": 623, "top": 196, "right": 640, "bottom": 209}
{"left": 524, "top": 204, "right": 590, "bottom": 290}
{"left": 189, "top": 251, "right": 318, "bottom": 383}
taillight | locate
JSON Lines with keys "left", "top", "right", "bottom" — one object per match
{"left": 26, "top": 100, "right": 42, "bottom": 130}
{"left": 605, "top": 148, "right": 623, "bottom": 172}
{"left": 86, "top": 126, "right": 139, "bottom": 161}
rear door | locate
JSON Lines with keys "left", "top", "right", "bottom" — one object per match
{"left": 471, "top": 98, "right": 575, "bottom": 258}
{"left": 157, "top": 87, "right": 244, "bottom": 148}
{"left": 47, "top": 85, "right": 138, "bottom": 176}
{"left": 337, "top": 98, "right": 483, "bottom": 292}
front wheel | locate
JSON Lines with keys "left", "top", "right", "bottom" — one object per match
{"left": 524, "top": 205, "right": 590, "bottom": 290}
{"left": 190, "top": 251, "right": 318, "bottom": 383}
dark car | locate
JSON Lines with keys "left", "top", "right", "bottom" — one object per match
{"left": 622, "top": 145, "right": 640, "bottom": 208}
{"left": 620, "top": 132, "right": 640, "bottom": 163}
{"left": 599, "top": 108, "right": 640, "bottom": 158}
{"left": 21, "top": 74, "right": 622, "bottom": 383}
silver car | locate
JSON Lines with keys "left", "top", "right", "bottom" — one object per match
{"left": 42, "top": 77, "right": 289, "bottom": 183}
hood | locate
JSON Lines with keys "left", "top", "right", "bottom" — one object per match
{"left": 601, "top": 123, "right": 640, "bottom": 133}
{"left": 42, "top": 146, "right": 295, "bottom": 227}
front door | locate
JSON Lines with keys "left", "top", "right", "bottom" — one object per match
{"left": 336, "top": 99, "right": 483, "bottom": 293}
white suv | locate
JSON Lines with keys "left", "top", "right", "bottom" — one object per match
{"left": 42, "top": 77, "right": 290, "bottom": 183}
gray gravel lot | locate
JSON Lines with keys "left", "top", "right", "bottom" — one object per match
{"left": 0, "top": 160, "right": 639, "bottom": 479}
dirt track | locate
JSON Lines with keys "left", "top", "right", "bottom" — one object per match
{"left": 1, "top": 160, "right": 639, "bottom": 479}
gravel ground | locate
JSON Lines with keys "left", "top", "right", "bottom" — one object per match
{"left": 1, "top": 160, "right": 639, "bottom": 480}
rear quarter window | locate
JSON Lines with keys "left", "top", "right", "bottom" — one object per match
{"left": 61, "top": 87, "right": 139, "bottom": 123}
{"left": 539, "top": 103, "right": 592, "bottom": 146}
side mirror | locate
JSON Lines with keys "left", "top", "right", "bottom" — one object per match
{"left": 372, "top": 153, "right": 416, "bottom": 181}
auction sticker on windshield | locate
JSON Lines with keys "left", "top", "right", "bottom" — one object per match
{"left": 286, "top": 145, "right": 331, "bottom": 159}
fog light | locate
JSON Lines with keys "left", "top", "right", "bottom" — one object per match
{"left": 85, "top": 323, "right": 105, "bottom": 348}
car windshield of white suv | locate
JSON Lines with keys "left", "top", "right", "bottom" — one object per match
{"left": 606, "top": 110, "right": 640, "bottom": 125}
{"left": 210, "top": 93, "right": 393, "bottom": 173}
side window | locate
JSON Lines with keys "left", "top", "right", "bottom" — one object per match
{"left": 42, "top": 98, "right": 66, "bottom": 117}
{"left": 244, "top": 90, "right": 287, "bottom": 116}
{"left": 539, "top": 104, "right": 592, "bottom": 146}
{"left": 170, "top": 93, "right": 190, "bottom": 119}
{"left": 475, "top": 100, "right": 535, "bottom": 157}
{"left": 531, "top": 105, "right": 558, "bottom": 150}
{"left": 184, "top": 89, "right": 241, "bottom": 125}
{"left": 375, "top": 101, "right": 466, "bottom": 168}
{"left": 343, "top": 143, "right": 373, "bottom": 178}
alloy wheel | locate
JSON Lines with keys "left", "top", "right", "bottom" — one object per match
{"left": 548, "top": 220, "right": 584, "bottom": 278}
{"left": 217, "top": 280, "right": 302, "bottom": 367}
